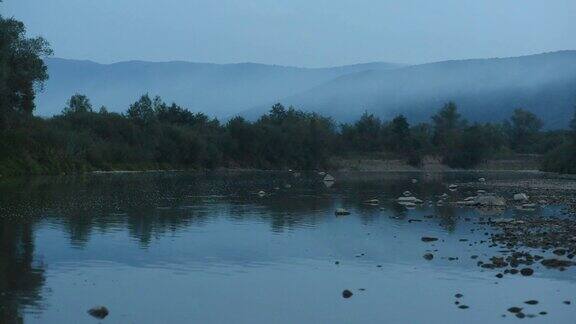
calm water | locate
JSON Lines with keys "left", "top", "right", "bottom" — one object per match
{"left": 0, "top": 171, "right": 574, "bottom": 323}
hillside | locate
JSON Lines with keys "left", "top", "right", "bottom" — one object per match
{"left": 35, "top": 58, "right": 401, "bottom": 117}
{"left": 243, "top": 51, "right": 576, "bottom": 128}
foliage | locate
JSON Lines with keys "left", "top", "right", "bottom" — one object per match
{"left": 62, "top": 94, "right": 93, "bottom": 115}
{"left": 0, "top": 15, "right": 52, "bottom": 128}
{"left": 542, "top": 107, "right": 576, "bottom": 173}
{"left": 504, "top": 108, "right": 544, "bottom": 153}
{"left": 0, "top": 16, "right": 575, "bottom": 175}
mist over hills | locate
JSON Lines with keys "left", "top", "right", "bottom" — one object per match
{"left": 243, "top": 51, "right": 576, "bottom": 128}
{"left": 37, "top": 58, "right": 401, "bottom": 118}
{"left": 38, "top": 51, "right": 576, "bottom": 128}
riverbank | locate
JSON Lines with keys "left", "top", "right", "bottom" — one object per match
{"left": 330, "top": 154, "right": 542, "bottom": 172}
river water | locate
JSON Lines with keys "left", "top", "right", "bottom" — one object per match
{"left": 0, "top": 171, "right": 574, "bottom": 323}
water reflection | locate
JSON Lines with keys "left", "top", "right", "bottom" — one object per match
{"left": 0, "top": 218, "right": 45, "bottom": 324}
{"left": 0, "top": 171, "right": 573, "bottom": 323}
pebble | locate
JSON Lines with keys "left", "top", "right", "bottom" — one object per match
{"left": 423, "top": 253, "right": 434, "bottom": 260}
{"left": 520, "top": 268, "right": 534, "bottom": 276}
{"left": 342, "top": 290, "right": 353, "bottom": 299}
{"left": 88, "top": 306, "right": 109, "bottom": 319}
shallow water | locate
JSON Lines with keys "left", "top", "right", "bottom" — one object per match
{"left": 0, "top": 171, "right": 574, "bottom": 323}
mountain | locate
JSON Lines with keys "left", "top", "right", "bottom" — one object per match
{"left": 35, "top": 58, "right": 401, "bottom": 117}
{"left": 242, "top": 51, "right": 576, "bottom": 128}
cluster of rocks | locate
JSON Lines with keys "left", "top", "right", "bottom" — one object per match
{"left": 464, "top": 178, "right": 576, "bottom": 214}
{"left": 397, "top": 191, "right": 424, "bottom": 208}
{"left": 488, "top": 216, "right": 576, "bottom": 270}
{"left": 465, "top": 215, "right": 576, "bottom": 281}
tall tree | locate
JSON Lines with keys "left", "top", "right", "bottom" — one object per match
{"left": 571, "top": 106, "right": 576, "bottom": 135}
{"left": 62, "top": 94, "right": 93, "bottom": 115}
{"left": 390, "top": 114, "right": 410, "bottom": 152}
{"left": 432, "top": 102, "right": 464, "bottom": 150}
{"left": 505, "top": 108, "right": 543, "bottom": 152}
{"left": 0, "top": 15, "right": 52, "bottom": 127}
{"left": 127, "top": 94, "right": 156, "bottom": 126}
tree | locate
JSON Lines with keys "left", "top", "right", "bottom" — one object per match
{"left": 390, "top": 114, "right": 410, "bottom": 152}
{"left": 442, "top": 125, "right": 490, "bottom": 168}
{"left": 127, "top": 94, "right": 156, "bottom": 126}
{"left": 432, "top": 102, "right": 464, "bottom": 150}
{"left": 505, "top": 108, "right": 543, "bottom": 152}
{"left": 571, "top": 106, "right": 576, "bottom": 138}
{"left": 0, "top": 15, "right": 52, "bottom": 127}
{"left": 349, "top": 111, "right": 384, "bottom": 152}
{"left": 62, "top": 94, "right": 93, "bottom": 115}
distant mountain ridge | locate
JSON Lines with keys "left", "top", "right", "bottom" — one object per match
{"left": 36, "top": 58, "right": 401, "bottom": 117}
{"left": 242, "top": 50, "right": 576, "bottom": 128}
{"left": 37, "top": 51, "right": 576, "bottom": 128}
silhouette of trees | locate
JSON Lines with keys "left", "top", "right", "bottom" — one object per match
{"left": 0, "top": 15, "right": 52, "bottom": 129}
{"left": 504, "top": 108, "right": 544, "bottom": 153}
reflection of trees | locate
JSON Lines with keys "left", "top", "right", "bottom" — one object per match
{"left": 0, "top": 171, "right": 474, "bottom": 248}
{"left": 435, "top": 206, "right": 457, "bottom": 232}
{"left": 0, "top": 170, "right": 491, "bottom": 321}
{"left": 0, "top": 218, "right": 45, "bottom": 324}
{"left": 0, "top": 171, "right": 475, "bottom": 247}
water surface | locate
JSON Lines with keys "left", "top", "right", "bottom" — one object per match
{"left": 0, "top": 171, "right": 574, "bottom": 323}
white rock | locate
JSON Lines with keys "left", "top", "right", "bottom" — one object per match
{"left": 513, "top": 193, "right": 529, "bottom": 201}
{"left": 398, "top": 196, "right": 423, "bottom": 204}
{"left": 323, "top": 174, "right": 335, "bottom": 182}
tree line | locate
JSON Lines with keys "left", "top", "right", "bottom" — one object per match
{"left": 1, "top": 14, "right": 575, "bottom": 175}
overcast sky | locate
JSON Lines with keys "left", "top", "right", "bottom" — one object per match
{"left": 3, "top": 0, "right": 575, "bottom": 67}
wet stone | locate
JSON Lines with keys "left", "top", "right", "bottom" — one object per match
{"left": 421, "top": 237, "right": 438, "bottom": 242}
{"left": 553, "top": 249, "right": 566, "bottom": 256}
{"left": 524, "top": 300, "right": 538, "bottom": 305}
{"left": 423, "top": 253, "right": 434, "bottom": 260}
{"left": 342, "top": 290, "right": 353, "bottom": 299}
{"left": 88, "top": 306, "right": 109, "bottom": 319}
{"left": 508, "top": 307, "right": 522, "bottom": 313}
{"left": 541, "top": 259, "right": 574, "bottom": 268}
{"left": 520, "top": 268, "right": 534, "bottom": 276}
